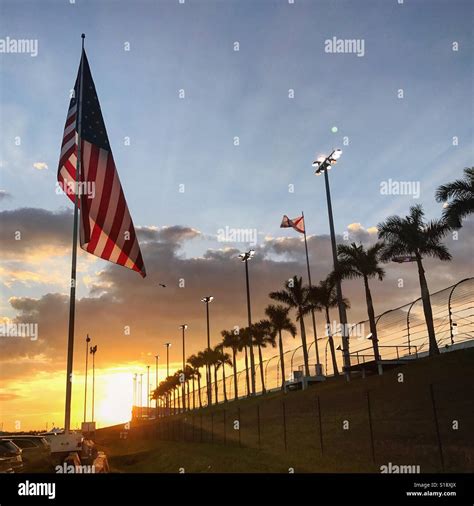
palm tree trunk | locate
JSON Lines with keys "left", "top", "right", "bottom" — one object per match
{"left": 197, "top": 374, "right": 202, "bottom": 408}
{"left": 258, "top": 345, "right": 266, "bottom": 393}
{"left": 214, "top": 366, "right": 219, "bottom": 403}
{"left": 244, "top": 345, "right": 250, "bottom": 396}
{"left": 299, "top": 312, "right": 310, "bottom": 376}
{"left": 325, "top": 307, "right": 339, "bottom": 376}
{"left": 222, "top": 364, "right": 227, "bottom": 402}
{"left": 278, "top": 330, "right": 287, "bottom": 391}
{"left": 416, "top": 256, "right": 440, "bottom": 355}
{"left": 363, "top": 275, "right": 381, "bottom": 361}
{"left": 192, "top": 377, "right": 195, "bottom": 410}
{"left": 232, "top": 348, "right": 238, "bottom": 400}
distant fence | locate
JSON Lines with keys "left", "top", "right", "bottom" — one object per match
{"left": 139, "top": 278, "right": 473, "bottom": 413}
{"left": 134, "top": 377, "right": 474, "bottom": 473}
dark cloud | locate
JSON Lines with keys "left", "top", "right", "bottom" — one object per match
{"left": 0, "top": 190, "right": 12, "bottom": 201}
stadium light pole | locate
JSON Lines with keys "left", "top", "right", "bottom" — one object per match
{"left": 238, "top": 250, "right": 256, "bottom": 395}
{"left": 90, "top": 345, "right": 98, "bottom": 424}
{"left": 164, "top": 343, "right": 171, "bottom": 415}
{"left": 155, "top": 355, "right": 159, "bottom": 415}
{"left": 146, "top": 365, "right": 150, "bottom": 416}
{"left": 201, "top": 296, "right": 214, "bottom": 406}
{"left": 139, "top": 373, "right": 143, "bottom": 418}
{"left": 313, "top": 149, "right": 350, "bottom": 378}
{"left": 180, "top": 325, "right": 188, "bottom": 411}
{"left": 83, "top": 334, "right": 91, "bottom": 423}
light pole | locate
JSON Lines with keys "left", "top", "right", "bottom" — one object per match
{"left": 164, "top": 343, "right": 171, "bottom": 415}
{"left": 139, "top": 373, "right": 143, "bottom": 418}
{"left": 238, "top": 250, "right": 256, "bottom": 396}
{"left": 133, "top": 373, "right": 137, "bottom": 418}
{"left": 201, "top": 296, "right": 214, "bottom": 406}
{"left": 313, "top": 149, "right": 350, "bottom": 378}
{"left": 83, "top": 334, "right": 91, "bottom": 423}
{"left": 155, "top": 355, "right": 159, "bottom": 415}
{"left": 90, "top": 345, "right": 98, "bottom": 424}
{"left": 146, "top": 365, "right": 150, "bottom": 416}
{"left": 180, "top": 324, "right": 188, "bottom": 411}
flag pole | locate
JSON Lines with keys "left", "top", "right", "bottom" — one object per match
{"left": 64, "top": 34, "right": 85, "bottom": 433}
{"left": 301, "top": 211, "right": 322, "bottom": 375}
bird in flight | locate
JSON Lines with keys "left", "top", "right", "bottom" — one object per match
{"left": 158, "top": 283, "right": 167, "bottom": 288}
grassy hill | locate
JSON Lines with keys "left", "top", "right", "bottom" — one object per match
{"left": 97, "top": 348, "right": 474, "bottom": 473}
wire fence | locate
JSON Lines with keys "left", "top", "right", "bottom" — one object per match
{"left": 132, "top": 376, "right": 474, "bottom": 472}
{"left": 137, "top": 278, "right": 474, "bottom": 414}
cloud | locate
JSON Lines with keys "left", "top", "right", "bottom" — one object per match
{"left": 33, "top": 162, "right": 48, "bottom": 170}
{"left": 345, "top": 223, "right": 379, "bottom": 243}
{"left": 0, "top": 190, "right": 12, "bottom": 201}
{"left": 0, "top": 207, "right": 472, "bottom": 387}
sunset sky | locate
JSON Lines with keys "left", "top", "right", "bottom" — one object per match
{"left": 1, "top": 0, "right": 472, "bottom": 431}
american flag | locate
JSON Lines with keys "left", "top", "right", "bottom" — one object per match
{"left": 58, "top": 49, "right": 146, "bottom": 277}
{"left": 280, "top": 214, "right": 305, "bottom": 234}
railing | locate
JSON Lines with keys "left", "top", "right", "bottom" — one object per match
{"left": 137, "top": 278, "right": 473, "bottom": 418}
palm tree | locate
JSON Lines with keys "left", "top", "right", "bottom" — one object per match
{"left": 186, "top": 355, "right": 200, "bottom": 409}
{"left": 270, "top": 276, "right": 310, "bottom": 376}
{"left": 199, "top": 349, "right": 218, "bottom": 405}
{"left": 194, "top": 352, "right": 207, "bottom": 408}
{"left": 221, "top": 329, "right": 241, "bottom": 400}
{"left": 183, "top": 365, "right": 194, "bottom": 411}
{"left": 435, "top": 167, "right": 474, "bottom": 228}
{"left": 378, "top": 205, "right": 451, "bottom": 356}
{"left": 333, "top": 242, "right": 384, "bottom": 362}
{"left": 251, "top": 320, "right": 276, "bottom": 393}
{"left": 307, "top": 276, "right": 350, "bottom": 376}
{"left": 214, "top": 344, "right": 233, "bottom": 402}
{"left": 237, "top": 327, "right": 252, "bottom": 397}
{"left": 264, "top": 305, "right": 297, "bottom": 391}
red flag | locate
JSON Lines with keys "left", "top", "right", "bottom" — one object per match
{"left": 58, "top": 50, "right": 146, "bottom": 277}
{"left": 280, "top": 215, "right": 305, "bottom": 234}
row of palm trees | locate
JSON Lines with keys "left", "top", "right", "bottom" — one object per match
{"left": 151, "top": 167, "right": 473, "bottom": 412}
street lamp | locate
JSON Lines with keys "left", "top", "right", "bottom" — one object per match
{"left": 154, "top": 355, "right": 159, "bottom": 415}
{"left": 164, "top": 343, "right": 171, "bottom": 377}
{"left": 238, "top": 250, "right": 256, "bottom": 396}
{"left": 201, "top": 296, "right": 214, "bottom": 405}
{"left": 83, "top": 334, "right": 91, "bottom": 423}
{"left": 146, "top": 365, "right": 150, "bottom": 415}
{"left": 312, "top": 149, "right": 350, "bottom": 378}
{"left": 180, "top": 324, "right": 188, "bottom": 411}
{"left": 90, "top": 345, "right": 98, "bottom": 423}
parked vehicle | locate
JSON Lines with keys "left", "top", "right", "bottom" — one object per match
{"left": 0, "top": 440, "right": 23, "bottom": 473}
{"left": 1, "top": 436, "right": 51, "bottom": 471}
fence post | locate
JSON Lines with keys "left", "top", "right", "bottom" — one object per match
{"left": 317, "top": 396, "right": 323, "bottom": 456}
{"left": 429, "top": 383, "right": 445, "bottom": 471}
{"left": 282, "top": 400, "right": 287, "bottom": 451}
{"left": 366, "top": 391, "right": 376, "bottom": 464}
{"left": 257, "top": 404, "right": 261, "bottom": 448}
